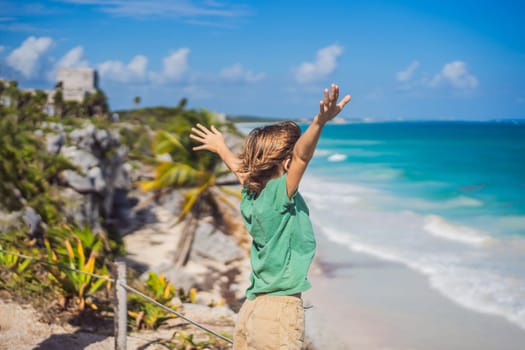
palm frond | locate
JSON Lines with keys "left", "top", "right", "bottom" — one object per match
{"left": 152, "top": 130, "right": 188, "bottom": 157}
{"left": 218, "top": 186, "right": 242, "bottom": 200}
{"left": 137, "top": 162, "right": 208, "bottom": 192}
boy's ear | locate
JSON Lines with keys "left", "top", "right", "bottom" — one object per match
{"left": 283, "top": 158, "right": 291, "bottom": 171}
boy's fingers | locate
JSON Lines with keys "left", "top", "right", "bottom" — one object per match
{"left": 191, "top": 128, "right": 207, "bottom": 138}
{"left": 333, "top": 84, "right": 339, "bottom": 101}
{"left": 196, "top": 124, "right": 211, "bottom": 134}
{"left": 193, "top": 145, "right": 207, "bottom": 151}
{"left": 323, "top": 88, "right": 329, "bottom": 105}
{"left": 189, "top": 133, "right": 205, "bottom": 142}
{"left": 211, "top": 125, "right": 220, "bottom": 134}
{"left": 319, "top": 101, "right": 324, "bottom": 114}
{"left": 338, "top": 94, "right": 352, "bottom": 109}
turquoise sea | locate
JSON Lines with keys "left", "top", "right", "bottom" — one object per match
{"left": 237, "top": 120, "right": 525, "bottom": 330}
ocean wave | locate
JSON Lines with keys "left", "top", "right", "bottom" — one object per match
{"left": 314, "top": 149, "right": 331, "bottom": 157}
{"left": 398, "top": 195, "right": 484, "bottom": 211}
{"left": 443, "top": 195, "right": 483, "bottom": 208}
{"left": 315, "top": 148, "right": 382, "bottom": 158}
{"left": 318, "top": 227, "right": 525, "bottom": 330}
{"left": 423, "top": 215, "right": 494, "bottom": 246}
{"left": 428, "top": 266, "right": 525, "bottom": 331}
{"left": 328, "top": 153, "right": 347, "bottom": 162}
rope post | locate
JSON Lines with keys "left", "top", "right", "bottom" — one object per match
{"left": 113, "top": 260, "right": 127, "bottom": 350}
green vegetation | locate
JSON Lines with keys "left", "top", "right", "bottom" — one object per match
{"left": 42, "top": 224, "right": 111, "bottom": 311}
{"left": 136, "top": 110, "right": 241, "bottom": 268}
{"left": 127, "top": 272, "right": 197, "bottom": 330}
{"left": 0, "top": 80, "right": 240, "bottom": 347}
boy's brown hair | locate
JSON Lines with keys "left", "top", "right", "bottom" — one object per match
{"left": 239, "top": 121, "right": 301, "bottom": 195}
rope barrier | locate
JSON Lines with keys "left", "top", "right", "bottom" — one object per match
{"left": 0, "top": 248, "right": 233, "bottom": 344}
{"left": 120, "top": 283, "right": 232, "bottom": 344}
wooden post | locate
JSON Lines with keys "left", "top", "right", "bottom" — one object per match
{"left": 113, "top": 260, "right": 127, "bottom": 350}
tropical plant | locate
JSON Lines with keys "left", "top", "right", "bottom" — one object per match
{"left": 46, "top": 224, "right": 106, "bottom": 259}
{"left": 0, "top": 243, "right": 32, "bottom": 276}
{"left": 43, "top": 237, "right": 110, "bottom": 311}
{"left": 53, "top": 89, "right": 64, "bottom": 118}
{"left": 172, "top": 331, "right": 231, "bottom": 350}
{"left": 137, "top": 110, "right": 241, "bottom": 268}
{"left": 3, "top": 80, "right": 19, "bottom": 108}
{"left": 83, "top": 90, "right": 109, "bottom": 117}
{"left": 0, "top": 114, "right": 76, "bottom": 224}
{"left": 62, "top": 100, "right": 82, "bottom": 118}
{"left": 127, "top": 272, "right": 183, "bottom": 330}
{"left": 0, "top": 242, "right": 55, "bottom": 301}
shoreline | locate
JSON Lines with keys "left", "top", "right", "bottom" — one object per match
{"left": 303, "top": 231, "right": 525, "bottom": 350}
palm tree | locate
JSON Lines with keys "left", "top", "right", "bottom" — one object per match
{"left": 177, "top": 97, "right": 187, "bottom": 110}
{"left": 53, "top": 88, "right": 64, "bottom": 118}
{"left": 83, "top": 90, "right": 109, "bottom": 117}
{"left": 133, "top": 96, "right": 141, "bottom": 107}
{"left": 137, "top": 110, "right": 241, "bottom": 268}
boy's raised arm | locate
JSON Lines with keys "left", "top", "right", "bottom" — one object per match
{"left": 190, "top": 124, "right": 246, "bottom": 184}
{"left": 286, "top": 84, "right": 351, "bottom": 198}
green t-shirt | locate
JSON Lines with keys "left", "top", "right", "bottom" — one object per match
{"left": 240, "top": 174, "right": 316, "bottom": 300}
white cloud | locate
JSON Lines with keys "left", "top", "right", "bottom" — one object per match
{"left": 293, "top": 44, "right": 343, "bottom": 84}
{"left": 6, "top": 36, "right": 54, "bottom": 78}
{"left": 429, "top": 61, "right": 478, "bottom": 89}
{"left": 150, "top": 48, "right": 190, "bottom": 84}
{"left": 396, "top": 60, "right": 420, "bottom": 82}
{"left": 59, "top": 0, "right": 250, "bottom": 19}
{"left": 98, "top": 55, "right": 148, "bottom": 83}
{"left": 164, "top": 49, "right": 189, "bottom": 80}
{"left": 57, "top": 46, "right": 89, "bottom": 68}
{"left": 219, "top": 63, "right": 265, "bottom": 83}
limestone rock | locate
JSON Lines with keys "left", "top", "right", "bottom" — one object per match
{"left": 191, "top": 222, "right": 245, "bottom": 265}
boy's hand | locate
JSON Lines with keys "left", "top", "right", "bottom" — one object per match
{"left": 190, "top": 123, "right": 245, "bottom": 183}
{"left": 317, "top": 84, "right": 351, "bottom": 124}
{"left": 190, "top": 124, "right": 225, "bottom": 153}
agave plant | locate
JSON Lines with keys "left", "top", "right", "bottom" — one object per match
{"left": 128, "top": 271, "right": 179, "bottom": 330}
{"left": 43, "top": 236, "right": 109, "bottom": 311}
{"left": 137, "top": 110, "right": 240, "bottom": 268}
{"left": 0, "top": 244, "right": 32, "bottom": 277}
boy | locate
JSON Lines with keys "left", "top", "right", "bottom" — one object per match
{"left": 190, "top": 84, "right": 351, "bottom": 349}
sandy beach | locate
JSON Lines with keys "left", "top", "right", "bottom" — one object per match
{"left": 303, "top": 232, "right": 525, "bottom": 350}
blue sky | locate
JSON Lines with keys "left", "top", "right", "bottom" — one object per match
{"left": 1, "top": 0, "right": 524, "bottom": 120}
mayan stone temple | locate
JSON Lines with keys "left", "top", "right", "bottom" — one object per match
{"left": 56, "top": 67, "right": 98, "bottom": 102}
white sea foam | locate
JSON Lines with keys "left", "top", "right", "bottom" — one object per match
{"left": 315, "top": 148, "right": 382, "bottom": 159}
{"left": 428, "top": 266, "right": 525, "bottom": 330}
{"left": 398, "top": 195, "right": 484, "bottom": 211}
{"left": 328, "top": 153, "right": 347, "bottom": 162}
{"left": 443, "top": 195, "right": 483, "bottom": 208}
{"left": 319, "top": 226, "right": 525, "bottom": 330}
{"left": 423, "top": 215, "right": 494, "bottom": 246}
{"left": 314, "top": 149, "right": 331, "bottom": 157}
{"left": 305, "top": 176, "right": 525, "bottom": 331}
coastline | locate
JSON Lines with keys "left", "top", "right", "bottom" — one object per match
{"left": 303, "top": 230, "right": 525, "bottom": 350}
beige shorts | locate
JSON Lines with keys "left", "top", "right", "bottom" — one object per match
{"left": 233, "top": 294, "right": 305, "bottom": 350}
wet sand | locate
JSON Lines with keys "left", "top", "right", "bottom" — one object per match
{"left": 303, "top": 233, "right": 525, "bottom": 350}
